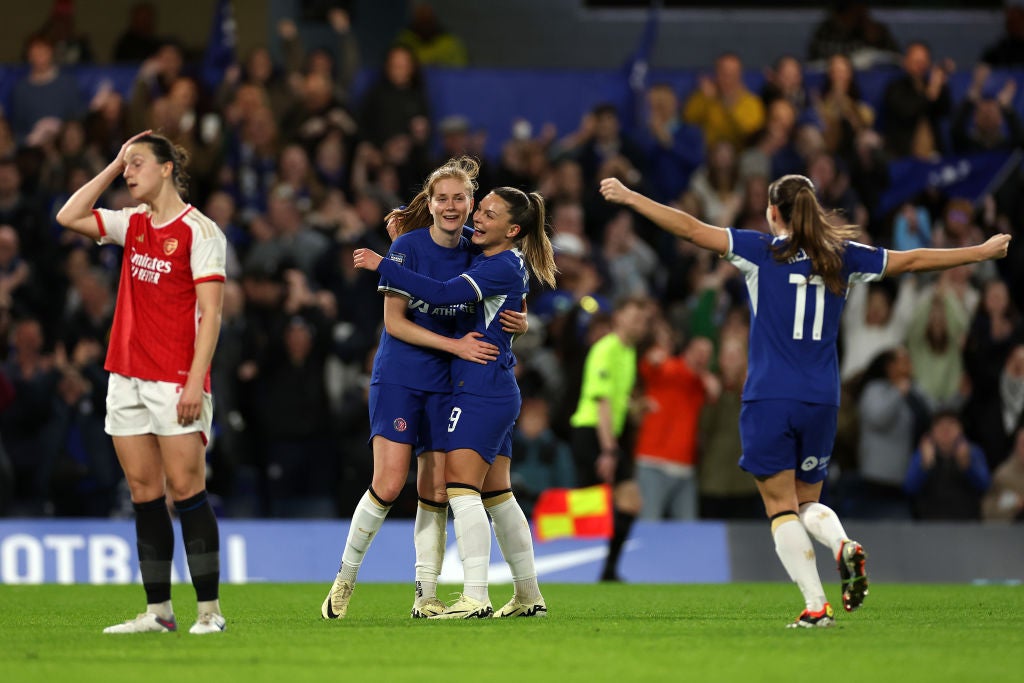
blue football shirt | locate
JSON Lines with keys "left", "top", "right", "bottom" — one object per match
{"left": 724, "top": 228, "right": 887, "bottom": 406}
{"left": 370, "top": 227, "right": 474, "bottom": 392}
{"left": 377, "top": 248, "right": 529, "bottom": 397}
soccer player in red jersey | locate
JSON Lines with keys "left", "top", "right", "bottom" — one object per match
{"left": 57, "top": 131, "right": 228, "bottom": 635}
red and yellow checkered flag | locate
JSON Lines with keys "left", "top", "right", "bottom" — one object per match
{"left": 532, "top": 484, "right": 613, "bottom": 542}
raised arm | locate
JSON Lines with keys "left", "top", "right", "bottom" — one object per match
{"left": 56, "top": 130, "right": 152, "bottom": 239}
{"left": 599, "top": 177, "right": 730, "bottom": 255}
{"left": 885, "top": 234, "right": 1011, "bottom": 277}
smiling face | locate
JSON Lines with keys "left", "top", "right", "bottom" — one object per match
{"left": 471, "top": 192, "right": 519, "bottom": 253}
{"left": 428, "top": 176, "right": 473, "bottom": 237}
{"left": 122, "top": 142, "right": 172, "bottom": 203}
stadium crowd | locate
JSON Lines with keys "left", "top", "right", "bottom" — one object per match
{"left": 0, "top": 1, "right": 1022, "bottom": 525}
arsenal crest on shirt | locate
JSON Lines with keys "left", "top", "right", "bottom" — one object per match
{"left": 163, "top": 238, "right": 179, "bottom": 255}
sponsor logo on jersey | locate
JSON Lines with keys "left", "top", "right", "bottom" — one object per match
{"left": 163, "top": 238, "right": 179, "bottom": 255}
{"left": 389, "top": 252, "right": 406, "bottom": 265}
{"left": 129, "top": 251, "right": 173, "bottom": 284}
{"left": 393, "top": 417, "right": 408, "bottom": 432}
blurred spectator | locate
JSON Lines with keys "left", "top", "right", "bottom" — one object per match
{"left": 35, "top": 0, "right": 93, "bottom": 65}
{"left": 982, "top": 428, "right": 1024, "bottom": 522}
{"left": 697, "top": 334, "right": 760, "bottom": 519}
{"left": 0, "top": 225, "right": 42, "bottom": 323}
{"left": 59, "top": 267, "right": 113, "bottom": 352}
{"left": 312, "top": 233, "right": 387, "bottom": 365}
{"left": 688, "top": 141, "right": 743, "bottom": 229}
{"left": 963, "top": 279, "right": 1024, "bottom": 455}
{"left": 47, "top": 345, "right": 117, "bottom": 517}
{"left": 395, "top": 2, "right": 468, "bottom": 67}
{"left": 276, "top": 143, "right": 325, "bottom": 216}
{"left": 635, "top": 83, "right": 704, "bottom": 203}
{"left": 740, "top": 98, "right": 804, "bottom": 182}
{"left": 847, "top": 129, "right": 890, "bottom": 234}
{"left": 734, "top": 174, "right": 771, "bottom": 233}
{"left": 294, "top": 9, "right": 360, "bottom": 105}
{"left": 814, "top": 53, "right": 875, "bottom": 168}
{"left": 807, "top": 0, "right": 900, "bottom": 67}
{"left": 965, "top": 344, "right": 1024, "bottom": 471}
{"left": 10, "top": 34, "right": 82, "bottom": 143}
{"left": 981, "top": 1, "right": 1024, "bottom": 67}
{"left": 126, "top": 40, "right": 186, "bottom": 133}
{"left": 510, "top": 394, "right": 576, "bottom": 517}
{"left": 113, "top": 1, "right": 161, "bottom": 62}
{"left": 952, "top": 64, "right": 1023, "bottom": 155}
{"left": 806, "top": 151, "right": 866, "bottom": 227}
{"left": 634, "top": 319, "right": 717, "bottom": 521}
{"left": 840, "top": 277, "right": 916, "bottom": 382}
{"left": 599, "top": 209, "right": 660, "bottom": 300}
{"left": 932, "top": 198, "right": 995, "bottom": 284}
{"left": 358, "top": 44, "right": 430, "bottom": 148}
{"left": 891, "top": 201, "right": 932, "bottom": 252}
{"left": 683, "top": 52, "right": 765, "bottom": 150}
{"left": 221, "top": 104, "right": 279, "bottom": 222}
{"left": 0, "top": 317, "right": 59, "bottom": 515}
{"left": 281, "top": 70, "right": 359, "bottom": 158}
{"left": 760, "top": 54, "right": 809, "bottom": 118}
{"left": 561, "top": 103, "right": 646, "bottom": 191}
{"left": 851, "top": 346, "right": 928, "bottom": 520}
{"left": 881, "top": 41, "right": 953, "bottom": 159}
{"left": 256, "top": 310, "right": 337, "bottom": 518}
{"left": 905, "top": 409, "right": 990, "bottom": 521}
{"left": 905, "top": 273, "right": 969, "bottom": 411}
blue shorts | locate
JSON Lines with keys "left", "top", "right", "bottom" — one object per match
{"left": 446, "top": 391, "right": 521, "bottom": 465}
{"left": 738, "top": 399, "right": 836, "bottom": 483}
{"left": 368, "top": 383, "right": 450, "bottom": 454}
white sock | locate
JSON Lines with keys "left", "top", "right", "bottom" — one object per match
{"left": 772, "top": 515, "right": 827, "bottom": 612}
{"left": 339, "top": 490, "right": 391, "bottom": 583}
{"left": 798, "top": 502, "right": 848, "bottom": 559}
{"left": 414, "top": 500, "right": 448, "bottom": 600}
{"left": 448, "top": 489, "right": 490, "bottom": 603}
{"left": 196, "top": 599, "right": 221, "bottom": 616}
{"left": 486, "top": 494, "right": 541, "bottom": 602}
{"left": 147, "top": 600, "right": 173, "bottom": 619}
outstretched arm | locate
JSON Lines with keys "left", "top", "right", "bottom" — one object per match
{"left": 355, "top": 248, "right": 479, "bottom": 305}
{"left": 885, "top": 234, "right": 1011, "bottom": 276}
{"left": 599, "top": 177, "right": 730, "bottom": 255}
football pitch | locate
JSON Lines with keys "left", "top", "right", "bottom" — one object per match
{"left": 1, "top": 582, "right": 1020, "bottom": 682}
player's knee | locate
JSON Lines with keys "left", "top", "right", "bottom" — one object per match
{"left": 370, "top": 476, "right": 404, "bottom": 502}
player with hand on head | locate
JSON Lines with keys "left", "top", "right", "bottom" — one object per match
{"left": 354, "top": 186, "right": 556, "bottom": 618}
{"left": 57, "top": 131, "right": 228, "bottom": 634}
{"left": 321, "top": 157, "right": 528, "bottom": 620}
{"left": 600, "top": 173, "right": 1010, "bottom": 627}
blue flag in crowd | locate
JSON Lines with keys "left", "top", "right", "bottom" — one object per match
{"left": 201, "top": 0, "right": 237, "bottom": 91}
{"left": 877, "top": 149, "right": 1022, "bottom": 216}
{"left": 619, "top": 1, "right": 661, "bottom": 131}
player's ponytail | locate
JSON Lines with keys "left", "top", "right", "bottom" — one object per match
{"left": 492, "top": 187, "right": 557, "bottom": 288}
{"left": 386, "top": 156, "right": 480, "bottom": 239}
{"left": 136, "top": 132, "right": 191, "bottom": 198}
{"left": 769, "top": 174, "right": 860, "bottom": 295}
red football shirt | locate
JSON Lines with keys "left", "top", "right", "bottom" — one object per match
{"left": 95, "top": 205, "right": 226, "bottom": 388}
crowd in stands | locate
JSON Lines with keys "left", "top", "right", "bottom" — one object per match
{"left": 0, "top": 1, "right": 1021, "bottom": 524}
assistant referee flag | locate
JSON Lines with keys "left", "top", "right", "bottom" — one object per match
{"left": 532, "top": 484, "right": 613, "bottom": 542}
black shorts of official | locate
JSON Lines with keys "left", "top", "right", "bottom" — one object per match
{"left": 570, "top": 426, "right": 634, "bottom": 487}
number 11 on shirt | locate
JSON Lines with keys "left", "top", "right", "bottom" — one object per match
{"left": 789, "top": 274, "right": 825, "bottom": 341}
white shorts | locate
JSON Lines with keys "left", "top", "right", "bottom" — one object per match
{"left": 105, "top": 373, "right": 213, "bottom": 444}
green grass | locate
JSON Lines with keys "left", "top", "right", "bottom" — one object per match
{"left": 0, "top": 583, "right": 1021, "bottom": 682}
